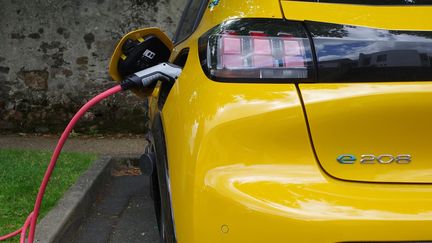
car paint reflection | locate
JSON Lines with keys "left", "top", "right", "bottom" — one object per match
{"left": 205, "top": 164, "right": 432, "bottom": 220}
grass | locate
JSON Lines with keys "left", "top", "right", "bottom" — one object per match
{"left": 0, "top": 149, "right": 97, "bottom": 240}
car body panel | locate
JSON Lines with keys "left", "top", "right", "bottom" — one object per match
{"left": 151, "top": 0, "right": 432, "bottom": 242}
{"left": 299, "top": 82, "right": 432, "bottom": 183}
{"left": 281, "top": 0, "right": 432, "bottom": 31}
{"left": 162, "top": 43, "right": 432, "bottom": 242}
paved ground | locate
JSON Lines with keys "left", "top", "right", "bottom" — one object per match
{"left": 72, "top": 174, "right": 159, "bottom": 243}
{"left": 0, "top": 134, "right": 147, "bottom": 156}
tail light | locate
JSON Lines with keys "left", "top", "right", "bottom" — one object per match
{"left": 198, "top": 19, "right": 315, "bottom": 82}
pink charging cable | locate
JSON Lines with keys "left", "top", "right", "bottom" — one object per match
{"left": 0, "top": 85, "right": 123, "bottom": 243}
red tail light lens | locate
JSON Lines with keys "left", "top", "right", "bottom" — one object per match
{"left": 199, "top": 19, "right": 314, "bottom": 82}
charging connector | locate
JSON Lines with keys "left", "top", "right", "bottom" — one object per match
{"left": 120, "top": 62, "right": 182, "bottom": 90}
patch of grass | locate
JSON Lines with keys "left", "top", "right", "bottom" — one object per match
{"left": 0, "top": 149, "right": 96, "bottom": 240}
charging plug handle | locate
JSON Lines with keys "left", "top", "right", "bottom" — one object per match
{"left": 121, "top": 62, "right": 182, "bottom": 90}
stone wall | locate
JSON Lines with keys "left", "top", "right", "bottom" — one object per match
{"left": 0, "top": 0, "right": 186, "bottom": 134}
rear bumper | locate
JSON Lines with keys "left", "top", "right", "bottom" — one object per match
{"left": 197, "top": 163, "right": 432, "bottom": 242}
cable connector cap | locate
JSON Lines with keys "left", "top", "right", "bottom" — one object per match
{"left": 120, "top": 62, "right": 182, "bottom": 90}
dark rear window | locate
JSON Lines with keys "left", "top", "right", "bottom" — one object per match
{"left": 294, "top": 0, "right": 432, "bottom": 5}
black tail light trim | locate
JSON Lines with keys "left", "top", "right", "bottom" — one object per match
{"left": 199, "top": 18, "right": 432, "bottom": 83}
{"left": 307, "top": 21, "right": 432, "bottom": 82}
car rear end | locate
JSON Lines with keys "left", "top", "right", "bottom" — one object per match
{"left": 164, "top": 1, "right": 432, "bottom": 242}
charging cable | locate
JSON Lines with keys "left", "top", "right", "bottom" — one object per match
{"left": 0, "top": 63, "right": 181, "bottom": 243}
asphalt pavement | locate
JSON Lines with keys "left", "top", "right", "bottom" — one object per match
{"left": 72, "top": 174, "right": 159, "bottom": 243}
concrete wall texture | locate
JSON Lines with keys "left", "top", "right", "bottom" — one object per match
{"left": 0, "top": 0, "right": 186, "bottom": 133}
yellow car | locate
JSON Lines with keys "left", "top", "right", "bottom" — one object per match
{"left": 112, "top": 0, "right": 432, "bottom": 242}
